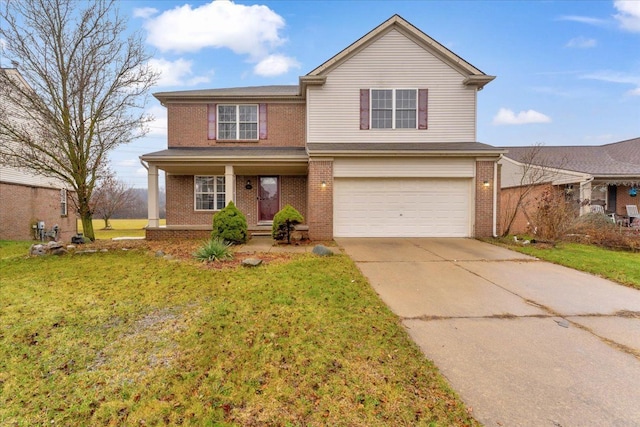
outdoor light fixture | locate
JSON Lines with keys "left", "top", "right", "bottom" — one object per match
{"left": 245, "top": 180, "right": 253, "bottom": 190}
{"left": 321, "top": 181, "right": 326, "bottom": 188}
{"left": 483, "top": 180, "right": 490, "bottom": 187}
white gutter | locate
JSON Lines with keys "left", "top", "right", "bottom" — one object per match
{"left": 139, "top": 158, "right": 149, "bottom": 171}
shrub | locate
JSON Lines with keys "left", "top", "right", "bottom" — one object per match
{"left": 531, "top": 188, "right": 577, "bottom": 241}
{"left": 212, "top": 201, "right": 248, "bottom": 244}
{"left": 272, "top": 204, "right": 304, "bottom": 244}
{"left": 193, "top": 238, "right": 233, "bottom": 262}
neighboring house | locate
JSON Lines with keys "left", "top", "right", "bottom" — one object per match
{"left": 500, "top": 137, "right": 640, "bottom": 234}
{"left": 0, "top": 68, "right": 76, "bottom": 241}
{"left": 141, "top": 15, "right": 504, "bottom": 241}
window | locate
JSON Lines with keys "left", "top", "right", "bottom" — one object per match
{"left": 370, "top": 89, "right": 416, "bottom": 129}
{"left": 60, "top": 188, "right": 67, "bottom": 216}
{"left": 217, "top": 105, "right": 258, "bottom": 140}
{"left": 361, "top": 89, "right": 426, "bottom": 130}
{"left": 195, "top": 176, "right": 226, "bottom": 210}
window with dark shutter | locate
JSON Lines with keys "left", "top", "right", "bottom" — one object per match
{"left": 360, "top": 89, "right": 370, "bottom": 130}
{"left": 207, "top": 104, "right": 217, "bottom": 140}
{"left": 418, "top": 89, "right": 428, "bottom": 129}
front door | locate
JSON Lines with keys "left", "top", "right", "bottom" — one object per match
{"left": 258, "top": 176, "right": 279, "bottom": 223}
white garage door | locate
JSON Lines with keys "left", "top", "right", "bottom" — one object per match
{"left": 334, "top": 178, "right": 471, "bottom": 237}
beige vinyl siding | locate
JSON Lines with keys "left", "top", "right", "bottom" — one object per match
{"left": 334, "top": 157, "right": 475, "bottom": 178}
{"left": 307, "top": 29, "right": 477, "bottom": 144}
{"left": 0, "top": 165, "right": 65, "bottom": 189}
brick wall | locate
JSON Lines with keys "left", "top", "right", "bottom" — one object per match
{"left": 166, "top": 174, "right": 308, "bottom": 229}
{"left": 616, "top": 185, "right": 639, "bottom": 216}
{"left": 167, "top": 103, "right": 305, "bottom": 148}
{"left": 499, "top": 183, "right": 553, "bottom": 235}
{"left": 307, "top": 160, "right": 333, "bottom": 241}
{"left": 0, "top": 182, "right": 77, "bottom": 241}
{"left": 474, "top": 161, "right": 496, "bottom": 237}
{"left": 235, "top": 175, "right": 307, "bottom": 227}
{"left": 146, "top": 228, "right": 211, "bottom": 241}
{"left": 165, "top": 175, "right": 213, "bottom": 226}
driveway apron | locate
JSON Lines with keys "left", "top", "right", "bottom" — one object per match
{"left": 337, "top": 238, "right": 640, "bottom": 427}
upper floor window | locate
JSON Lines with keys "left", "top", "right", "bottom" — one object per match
{"left": 361, "top": 89, "right": 428, "bottom": 130}
{"left": 217, "top": 105, "right": 258, "bottom": 140}
{"left": 195, "top": 176, "right": 225, "bottom": 210}
{"left": 371, "top": 89, "right": 417, "bottom": 129}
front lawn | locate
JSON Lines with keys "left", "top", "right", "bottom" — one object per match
{"left": 77, "top": 218, "right": 167, "bottom": 239}
{"left": 507, "top": 241, "right": 640, "bottom": 290}
{"left": 0, "top": 242, "right": 477, "bottom": 426}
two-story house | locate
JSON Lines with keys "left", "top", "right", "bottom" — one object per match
{"left": 141, "top": 15, "right": 505, "bottom": 241}
{"left": 0, "top": 67, "right": 76, "bottom": 241}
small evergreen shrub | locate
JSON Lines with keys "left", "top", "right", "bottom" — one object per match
{"left": 212, "top": 201, "right": 248, "bottom": 244}
{"left": 193, "top": 238, "right": 233, "bottom": 262}
{"left": 272, "top": 204, "right": 304, "bottom": 243}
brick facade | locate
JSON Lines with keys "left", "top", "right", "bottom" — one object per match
{"left": 499, "top": 183, "right": 553, "bottom": 236}
{"left": 615, "top": 185, "right": 639, "bottom": 216}
{"left": 167, "top": 103, "right": 305, "bottom": 148}
{"left": 235, "top": 175, "right": 307, "bottom": 228}
{"left": 474, "top": 161, "right": 498, "bottom": 237}
{"left": 307, "top": 160, "right": 334, "bottom": 241}
{"left": 165, "top": 174, "right": 307, "bottom": 228}
{"left": 0, "top": 182, "right": 77, "bottom": 241}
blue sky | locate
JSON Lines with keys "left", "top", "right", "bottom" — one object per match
{"left": 33, "top": 1, "right": 640, "bottom": 187}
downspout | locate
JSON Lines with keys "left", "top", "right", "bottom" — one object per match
{"left": 140, "top": 158, "right": 148, "bottom": 171}
{"left": 492, "top": 155, "right": 502, "bottom": 237}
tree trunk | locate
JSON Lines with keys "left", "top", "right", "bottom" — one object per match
{"left": 80, "top": 211, "right": 95, "bottom": 241}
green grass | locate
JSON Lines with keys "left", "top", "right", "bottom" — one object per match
{"left": 78, "top": 218, "right": 166, "bottom": 239}
{"left": 0, "top": 245, "right": 477, "bottom": 426}
{"left": 507, "top": 241, "right": 640, "bottom": 289}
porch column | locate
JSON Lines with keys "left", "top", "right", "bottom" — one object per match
{"left": 580, "top": 179, "right": 593, "bottom": 216}
{"left": 147, "top": 164, "right": 160, "bottom": 227}
{"left": 225, "top": 165, "right": 235, "bottom": 205}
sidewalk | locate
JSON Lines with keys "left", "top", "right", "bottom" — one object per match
{"left": 234, "top": 236, "right": 313, "bottom": 254}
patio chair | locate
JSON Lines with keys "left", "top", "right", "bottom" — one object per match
{"left": 626, "top": 205, "right": 640, "bottom": 227}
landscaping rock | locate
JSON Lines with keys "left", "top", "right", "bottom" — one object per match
{"left": 312, "top": 245, "right": 334, "bottom": 256}
{"left": 29, "top": 244, "right": 46, "bottom": 256}
{"left": 155, "top": 250, "right": 165, "bottom": 257}
{"left": 242, "top": 258, "right": 263, "bottom": 267}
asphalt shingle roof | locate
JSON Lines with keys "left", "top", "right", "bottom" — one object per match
{"left": 502, "top": 138, "right": 640, "bottom": 177}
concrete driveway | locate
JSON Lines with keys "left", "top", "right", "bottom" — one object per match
{"left": 337, "top": 238, "right": 640, "bottom": 426}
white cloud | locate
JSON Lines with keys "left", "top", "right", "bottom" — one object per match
{"left": 133, "top": 7, "right": 158, "bottom": 19}
{"left": 614, "top": 0, "right": 640, "bottom": 32}
{"left": 627, "top": 87, "right": 640, "bottom": 96}
{"left": 492, "top": 108, "right": 552, "bottom": 125}
{"left": 148, "top": 57, "right": 211, "bottom": 87}
{"left": 558, "top": 15, "right": 608, "bottom": 26}
{"left": 135, "top": 167, "right": 148, "bottom": 177}
{"left": 118, "top": 159, "right": 139, "bottom": 167}
{"left": 565, "top": 36, "right": 597, "bottom": 48}
{"left": 0, "top": 37, "right": 6, "bottom": 50}
{"left": 142, "top": 1, "right": 286, "bottom": 59}
{"left": 582, "top": 70, "right": 640, "bottom": 95}
{"left": 146, "top": 105, "right": 168, "bottom": 137}
{"left": 253, "top": 54, "right": 300, "bottom": 77}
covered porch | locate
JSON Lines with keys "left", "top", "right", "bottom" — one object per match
{"left": 140, "top": 147, "right": 309, "bottom": 240}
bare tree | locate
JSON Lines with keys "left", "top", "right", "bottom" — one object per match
{"left": 500, "top": 144, "right": 567, "bottom": 236}
{"left": 0, "top": 0, "right": 158, "bottom": 240}
{"left": 92, "top": 169, "right": 138, "bottom": 229}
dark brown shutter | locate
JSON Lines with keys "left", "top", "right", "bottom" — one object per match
{"left": 207, "top": 104, "right": 217, "bottom": 140}
{"left": 418, "top": 89, "right": 428, "bottom": 130}
{"left": 360, "top": 89, "right": 370, "bottom": 130}
{"left": 259, "top": 103, "right": 267, "bottom": 139}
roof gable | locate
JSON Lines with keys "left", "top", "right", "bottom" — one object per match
{"left": 304, "top": 14, "right": 494, "bottom": 89}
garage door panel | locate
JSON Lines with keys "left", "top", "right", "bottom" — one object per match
{"left": 334, "top": 178, "right": 471, "bottom": 237}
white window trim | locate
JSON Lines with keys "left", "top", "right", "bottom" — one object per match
{"left": 60, "top": 188, "right": 68, "bottom": 216}
{"left": 194, "top": 175, "right": 226, "bottom": 211}
{"left": 370, "top": 88, "right": 418, "bottom": 130}
{"left": 217, "top": 104, "right": 259, "bottom": 141}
